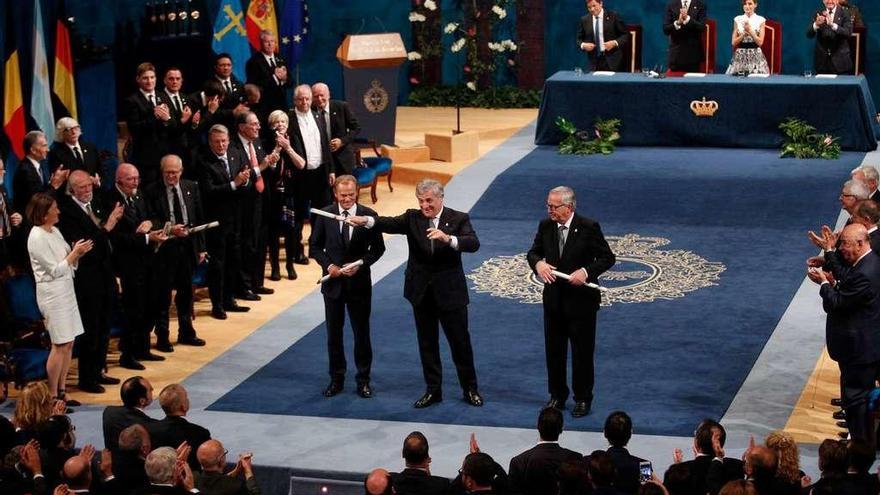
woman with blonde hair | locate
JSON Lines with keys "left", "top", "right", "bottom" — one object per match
{"left": 265, "top": 109, "right": 305, "bottom": 281}
{"left": 718, "top": 480, "right": 757, "bottom": 495}
{"left": 12, "top": 381, "right": 65, "bottom": 443}
{"left": 764, "top": 430, "right": 805, "bottom": 494}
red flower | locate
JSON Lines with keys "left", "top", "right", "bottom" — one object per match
{"left": 467, "top": 27, "right": 476, "bottom": 37}
{"left": 409, "top": 77, "right": 420, "bottom": 85}
{"left": 463, "top": 65, "right": 471, "bottom": 73}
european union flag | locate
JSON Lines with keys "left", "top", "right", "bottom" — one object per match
{"left": 279, "top": 0, "right": 309, "bottom": 67}
{"left": 212, "top": 0, "right": 250, "bottom": 81}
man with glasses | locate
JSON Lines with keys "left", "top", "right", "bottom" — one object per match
{"left": 527, "top": 186, "right": 615, "bottom": 417}
{"left": 196, "top": 439, "right": 258, "bottom": 494}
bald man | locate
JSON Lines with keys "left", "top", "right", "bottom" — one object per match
{"left": 808, "top": 223, "right": 880, "bottom": 445}
{"left": 366, "top": 468, "right": 394, "bottom": 495}
{"left": 195, "top": 439, "right": 259, "bottom": 495}
{"left": 311, "top": 82, "right": 360, "bottom": 176}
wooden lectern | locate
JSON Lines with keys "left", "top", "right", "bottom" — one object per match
{"left": 337, "top": 34, "right": 406, "bottom": 146}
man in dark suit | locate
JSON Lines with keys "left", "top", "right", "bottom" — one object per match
{"left": 508, "top": 407, "right": 582, "bottom": 495}
{"left": 48, "top": 117, "right": 102, "bottom": 184}
{"left": 105, "top": 163, "right": 167, "bottom": 370}
{"left": 161, "top": 68, "right": 196, "bottom": 169}
{"left": 13, "top": 131, "right": 68, "bottom": 213}
{"left": 349, "top": 179, "right": 483, "bottom": 408}
{"left": 310, "top": 175, "right": 386, "bottom": 399}
{"left": 213, "top": 53, "right": 246, "bottom": 111}
{"left": 124, "top": 62, "right": 173, "bottom": 187}
{"left": 146, "top": 384, "right": 210, "bottom": 472}
{"left": 195, "top": 440, "right": 259, "bottom": 495}
{"left": 391, "top": 432, "right": 450, "bottom": 495}
{"left": 289, "top": 84, "right": 333, "bottom": 265}
{"left": 198, "top": 124, "right": 252, "bottom": 320}
{"left": 577, "top": 0, "right": 630, "bottom": 72}
{"left": 527, "top": 186, "right": 615, "bottom": 417}
{"left": 112, "top": 424, "right": 151, "bottom": 492}
{"left": 0, "top": 158, "right": 24, "bottom": 272}
{"left": 808, "top": 223, "right": 880, "bottom": 444}
{"left": 102, "top": 377, "right": 157, "bottom": 451}
{"left": 133, "top": 447, "right": 197, "bottom": 495}
{"left": 662, "top": 0, "right": 707, "bottom": 72}
{"left": 807, "top": 0, "right": 854, "bottom": 75}
{"left": 246, "top": 30, "right": 291, "bottom": 114}
{"left": 594, "top": 411, "right": 646, "bottom": 495}
{"left": 311, "top": 82, "right": 360, "bottom": 176}
{"left": 668, "top": 419, "right": 744, "bottom": 495}
{"left": 58, "top": 170, "right": 123, "bottom": 393}
{"left": 146, "top": 155, "right": 207, "bottom": 351}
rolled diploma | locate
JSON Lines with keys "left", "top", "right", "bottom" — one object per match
{"left": 188, "top": 221, "right": 220, "bottom": 233}
{"left": 317, "top": 259, "right": 365, "bottom": 284}
{"left": 550, "top": 270, "right": 608, "bottom": 292}
{"left": 310, "top": 208, "right": 346, "bottom": 222}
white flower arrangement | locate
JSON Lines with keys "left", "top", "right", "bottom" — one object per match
{"left": 488, "top": 42, "right": 505, "bottom": 52}
{"left": 444, "top": 22, "right": 459, "bottom": 34}
{"left": 500, "top": 39, "right": 517, "bottom": 51}
{"left": 407, "top": 51, "right": 422, "bottom": 61}
{"left": 424, "top": 0, "right": 437, "bottom": 11}
{"left": 491, "top": 5, "right": 507, "bottom": 19}
{"left": 409, "top": 12, "right": 426, "bottom": 23}
{"left": 450, "top": 38, "right": 467, "bottom": 53}
{"left": 466, "top": 81, "right": 477, "bottom": 91}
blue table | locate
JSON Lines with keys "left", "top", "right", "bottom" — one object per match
{"left": 535, "top": 72, "right": 880, "bottom": 151}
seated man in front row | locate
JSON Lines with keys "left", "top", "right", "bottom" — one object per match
{"left": 577, "top": 0, "right": 630, "bottom": 72}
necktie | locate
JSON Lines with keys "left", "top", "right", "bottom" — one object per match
{"left": 224, "top": 80, "right": 232, "bottom": 94}
{"left": 594, "top": 16, "right": 601, "bottom": 49}
{"left": 73, "top": 146, "right": 84, "bottom": 166}
{"left": 341, "top": 211, "right": 350, "bottom": 247}
{"left": 0, "top": 194, "right": 9, "bottom": 239}
{"left": 85, "top": 203, "right": 100, "bottom": 226}
{"left": 683, "top": 0, "right": 689, "bottom": 10}
{"left": 35, "top": 163, "right": 45, "bottom": 185}
{"left": 429, "top": 217, "right": 438, "bottom": 254}
{"left": 171, "top": 186, "right": 183, "bottom": 225}
{"left": 173, "top": 95, "right": 182, "bottom": 113}
{"left": 269, "top": 57, "right": 276, "bottom": 69}
{"left": 558, "top": 225, "right": 567, "bottom": 256}
{"left": 148, "top": 94, "right": 155, "bottom": 107}
{"left": 220, "top": 156, "right": 230, "bottom": 177}
{"left": 248, "top": 142, "right": 265, "bottom": 193}
{"left": 320, "top": 109, "right": 331, "bottom": 139}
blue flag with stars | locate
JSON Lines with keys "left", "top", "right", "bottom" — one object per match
{"left": 212, "top": 0, "right": 250, "bottom": 81}
{"left": 280, "top": 0, "right": 309, "bottom": 67}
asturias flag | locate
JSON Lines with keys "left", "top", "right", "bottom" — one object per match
{"left": 246, "top": 0, "right": 278, "bottom": 51}
{"left": 54, "top": 15, "right": 78, "bottom": 119}
{"left": 3, "top": 10, "right": 26, "bottom": 158}
{"left": 212, "top": 0, "right": 250, "bottom": 81}
{"left": 279, "top": 0, "right": 309, "bottom": 67}
{"left": 31, "top": 0, "right": 55, "bottom": 135}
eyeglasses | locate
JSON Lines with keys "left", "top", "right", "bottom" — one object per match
{"left": 546, "top": 203, "right": 569, "bottom": 211}
{"left": 223, "top": 450, "right": 228, "bottom": 456}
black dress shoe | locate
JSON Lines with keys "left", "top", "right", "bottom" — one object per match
{"left": 78, "top": 383, "right": 105, "bottom": 394}
{"left": 831, "top": 398, "right": 843, "bottom": 407}
{"left": 294, "top": 255, "right": 310, "bottom": 265}
{"left": 357, "top": 383, "right": 373, "bottom": 398}
{"left": 545, "top": 398, "right": 566, "bottom": 410}
{"left": 836, "top": 420, "right": 849, "bottom": 429}
{"left": 572, "top": 400, "right": 591, "bottom": 417}
{"left": 223, "top": 302, "right": 250, "bottom": 312}
{"left": 119, "top": 356, "right": 145, "bottom": 370}
{"left": 833, "top": 410, "right": 846, "bottom": 420}
{"left": 287, "top": 265, "right": 298, "bottom": 280}
{"left": 464, "top": 389, "right": 484, "bottom": 407}
{"left": 155, "top": 341, "right": 175, "bottom": 352}
{"left": 254, "top": 286, "right": 274, "bottom": 295}
{"left": 269, "top": 269, "right": 281, "bottom": 281}
{"left": 178, "top": 336, "right": 206, "bottom": 347}
{"left": 414, "top": 392, "right": 442, "bottom": 408}
{"left": 838, "top": 431, "right": 850, "bottom": 440}
{"left": 98, "top": 374, "right": 121, "bottom": 385}
{"left": 237, "top": 290, "right": 261, "bottom": 301}
{"left": 63, "top": 398, "right": 81, "bottom": 407}
{"left": 323, "top": 381, "right": 343, "bottom": 397}
{"left": 136, "top": 352, "right": 166, "bottom": 361}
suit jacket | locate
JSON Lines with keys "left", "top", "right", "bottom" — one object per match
{"left": 101, "top": 405, "right": 157, "bottom": 451}
{"left": 48, "top": 141, "right": 101, "bottom": 178}
{"left": 309, "top": 203, "right": 385, "bottom": 300}
{"left": 391, "top": 468, "right": 449, "bottom": 495}
{"left": 288, "top": 109, "right": 333, "bottom": 178}
{"left": 146, "top": 416, "right": 211, "bottom": 471}
{"left": 508, "top": 442, "right": 582, "bottom": 495}
{"left": 671, "top": 455, "right": 743, "bottom": 495}
{"left": 216, "top": 75, "right": 246, "bottom": 110}
{"left": 314, "top": 100, "right": 361, "bottom": 175}
{"left": 195, "top": 470, "right": 260, "bottom": 495}
{"left": 56, "top": 193, "right": 115, "bottom": 292}
{"left": 604, "top": 446, "right": 645, "bottom": 495}
{"left": 662, "top": 0, "right": 707, "bottom": 69}
{"left": 145, "top": 179, "right": 206, "bottom": 263}
{"left": 245, "top": 52, "right": 291, "bottom": 113}
{"left": 124, "top": 91, "right": 175, "bottom": 177}
{"left": 526, "top": 213, "right": 615, "bottom": 317}
{"left": 228, "top": 134, "right": 272, "bottom": 205}
{"left": 820, "top": 251, "right": 880, "bottom": 365}
{"left": 110, "top": 450, "right": 148, "bottom": 493}
{"left": 196, "top": 148, "right": 247, "bottom": 235}
{"left": 374, "top": 207, "right": 479, "bottom": 310}
{"left": 161, "top": 88, "right": 195, "bottom": 160}
{"left": 807, "top": 6, "right": 854, "bottom": 74}
{"left": 577, "top": 11, "right": 630, "bottom": 72}
{"left": 12, "top": 159, "right": 56, "bottom": 213}
{"left": 104, "top": 187, "right": 155, "bottom": 278}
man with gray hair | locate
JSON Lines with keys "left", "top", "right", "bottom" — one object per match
{"left": 147, "top": 383, "right": 211, "bottom": 471}
{"left": 245, "top": 29, "right": 290, "bottom": 114}
{"left": 349, "top": 178, "right": 483, "bottom": 408}
{"left": 49, "top": 116, "right": 101, "bottom": 184}
{"left": 851, "top": 165, "right": 880, "bottom": 202}
{"left": 137, "top": 446, "right": 195, "bottom": 494}
{"left": 527, "top": 186, "right": 615, "bottom": 417}
{"left": 13, "top": 130, "right": 68, "bottom": 212}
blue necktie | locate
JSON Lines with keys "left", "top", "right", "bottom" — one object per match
{"left": 594, "top": 16, "right": 600, "bottom": 47}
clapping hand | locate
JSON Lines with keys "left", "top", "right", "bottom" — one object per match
{"left": 154, "top": 103, "right": 171, "bottom": 122}
{"left": 679, "top": 7, "right": 689, "bottom": 23}
{"left": 72, "top": 239, "right": 94, "bottom": 257}
{"left": 816, "top": 13, "right": 827, "bottom": 26}
{"left": 181, "top": 105, "right": 193, "bottom": 124}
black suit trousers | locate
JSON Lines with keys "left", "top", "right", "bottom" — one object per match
{"left": 119, "top": 267, "right": 152, "bottom": 358}
{"left": 544, "top": 310, "right": 597, "bottom": 402}
{"left": 206, "top": 226, "right": 241, "bottom": 307}
{"left": 839, "top": 360, "right": 880, "bottom": 445}
{"left": 239, "top": 194, "right": 264, "bottom": 291}
{"left": 324, "top": 286, "right": 373, "bottom": 384}
{"left": 412, "top": 290, "right": 477, "bottom": 393}
{"left": 153, "top": 241, "right": 196, "bottom": 341}
{"left": 74, "top": 273, "right": 115, "bottom": 385}
{"left": 293, "top": 168, "right": 332, "bottom": 256}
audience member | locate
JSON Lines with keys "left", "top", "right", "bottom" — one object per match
{"left": 311, "top": 82, "right": 360, "bottom": 176}
{"left": 586, "top": 450, "right": 622, "bottom": 495}
{"left": 133, "top": 446, "right": 195, "bottom": 495}
{"left": 508, "top": 406, "right": 581, "bottom": 495}
{"left": 195, "top": 439, "right": 259, "bottom": 495}
{"left": 637, "top": 482, "right": 669, "bottom": 495}
{"left": 36, "top": 415, "right": 77, "bottom": 488}
{"left": 717, "top": 480, "right": 756, "bottom": 495}
{"left": 851, "top": 165, "right": 880, "bottom": 202}
{"left": 13, "top": 130, "right": 68, "bottom": 213}
{"left": 458, "top": 452, "right": 501, "bottom": 494}
{"left": 763, "top": 430, "right": 804, "bottom": 494}
{"left": 12, "top": 382, "right": 65, "bottom": 444}
{"left": 124, "top": 62, "right": 172, "bottom": 186}
{"left": 0, "top": 440, "right": 48, "bottom": 495}
{"left": 102, "top": 376, "right": 156, "bottom": 451}
{"left": 845, "top": 439, "right": 879, "bottom": 494}
{"left": 805, "top": 439, "right": 848, "bottom": 493}
{"left": 557, "top": 461, "right": 589, "bottom": 495}
{"left": 49, "top": 118, "right": 101, "bottom": 185}
{"left": 668, "top": 419, "right": 743, "bottom": 495}
{"left": 600, "top": 411, "right": 646, "bottom": 494}
{"left": 264, "top": 110, "right": 305, "bottom": 281}
{"left": 365, "top": 468, "right": 394, "bottom": 495}
{"left": 147, "top": 383, "right": 211, "bottom": 471}
{"left": 113, "top": 424, "right": 151, "bottom": 492}
{"left": 740, "top": 445, "right": 776, "bottom": 495}
{"left": 392, "top": 431, "right": 449, "bottom": 495}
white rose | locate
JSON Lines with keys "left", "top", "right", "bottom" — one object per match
{"left": 407, "top": 51, "right": 422, "bottom": 61}
{"left": 451, "top": 38, "right": 466, "bottom": 53}
{"left": 492, "top": 5, "right": 507, "bottom": 18}
{"left": 409, "top": 12, "right": 426, "bottom": 22}
{"left": 466, "top": 81, "right": 477, "bottom": 91}
{"left": 424, "top": 0, "right": 437, "bottom": 11}
{"left": 444, "top": 22, "right": 459, "bottom": 34}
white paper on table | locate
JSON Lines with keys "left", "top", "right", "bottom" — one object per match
{"left": 549, "top": 270, "right": 608, "bottom": 292}
{"left": 815, "top": 74, "right": 838, "bottom": 79}
{"left": 591, "top": 71, "right": 616, "bottom": 76}
{"left": 683, "top": 72, "right": 707, "bottom": 77}
{"left": 747, "top": 73, "right": 770, "bottom": 78}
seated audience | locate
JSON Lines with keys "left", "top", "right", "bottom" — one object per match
{"left": 392, "top": 431, "right": 449, "bottom": 495}
{"left": 146, "top": 384, "right": 211, "bottom": 471}
{"left": 557, "top": 460, "right": 589, "bottom": 495}
{"left": 718, "top": 480, "right": 757, "bottom": 495}
{"left": 763, "top": 430, "right": 804, "bottom": 495}
{"left": 113, "top": 424, "right": 151, "bottom": 493}
{"left": 586, "top": 450, "right": 622, "bottom": 495}
{"left": 133, "top": 446, "right": 195, "bottom": 495}
{"left": 102, "top": 377, "right": 156, "bottom": 451}
{"left": 36, "top": 415, "right": 78, "bottom": 489}
{"left": 365, "top": 468, "right": 393, "bottom": 495}
{"left": 459, "top": 452, "right": 501, "bottom": 495}
{"left": 740, "top": 445, "right": 776, "bottom": 495}
{"left": 13, "top": 382, "right": 65, "bottom": 444}
{"left": 509, "top": 406, "right": 581, "bottom": 495}
{"left": 668, "top": 419, "right": 743, "bottom": 495}
{"left": 0, "top": 440, "right": 48, "bottom": 495}
{"left": 599, "top": 410, "right": 646, "bottom": 495}
{"left": 195, "top": 439, "right": 258, "bottom": 495}
{"left": 805, "top": 439, "right": 848, "bottom": 493}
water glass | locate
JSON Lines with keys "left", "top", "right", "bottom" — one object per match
{"left": 803, "top": 69, "right": 813, "bottom": 78}
{"left": 574, "top": 67, "right": 583, "bottom": 76}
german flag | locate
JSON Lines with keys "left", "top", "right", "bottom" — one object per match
{"left": 53, "top": 15, "right": 77, "bottom": 119}
{"left": 245, "top": 0, "right": 278, "bottom": 51}
{"left": 3, "top": 10, "right": 25, "bottom": 159}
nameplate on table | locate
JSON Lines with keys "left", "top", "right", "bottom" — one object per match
{"left": 683, "top": 73, "right": 707, "bottom": 78}
{"left": 747, "top": 73, "right": 770, "bottom": 78}
{"left": 591, "top": 71, "right": 616, "bottom": 76}
{"left": 815, "top": 74, "right": 838, "bottom": 79}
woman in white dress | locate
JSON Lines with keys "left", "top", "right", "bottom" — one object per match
{"left": 26, "top": 192, "right": 92, "bottom": 402}
{"left": 726, "top": 0, "right": 770, "bottom": 75}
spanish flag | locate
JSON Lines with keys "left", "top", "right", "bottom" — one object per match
{"left": 53, "top": 17, "right": 77, "bottom": 119}
{"left": 245, "top": 0, "right": 278, "bottom": 51}
{"left": 3, "top": 14, "right": 25, "bottom": 159}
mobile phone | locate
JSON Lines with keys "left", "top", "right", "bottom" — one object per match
{"left": 639, "top": 461, "right": 653, "bottom": 483}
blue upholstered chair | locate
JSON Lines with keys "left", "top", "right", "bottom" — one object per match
{"left": 356, "top": 139, "right": 393, "bottom": 193}
{"left": 352, "top": 166, "right": 378, "bottom": 204}
{"left": 1, "top": 275, "right": 50, "bottom": 390}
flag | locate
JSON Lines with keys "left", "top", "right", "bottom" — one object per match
{"left": 30, "top": 0, "right": 55, "bottom": 135}
{"left": 54, "top": 15, "right": 77, "bottom": 119}
{"left": 3, "top": 12, "right": 25, "bottom": 159}
{"left": 279, "top": 0, "right": 309, "bottom": 67}
{"left": 245, "top": 0, "right": 278, "bottom": 51}
{"left": 212, "top": 0, "right": 250, "bottom": 82}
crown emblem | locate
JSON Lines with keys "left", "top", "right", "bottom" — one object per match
{"left": 690, "top": 97, "right": 719, "bottom": 117}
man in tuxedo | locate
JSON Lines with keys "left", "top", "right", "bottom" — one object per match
{"left": 808, "top": 0, "right": 854, "bottom": 75}
{"left": 311, "top": 82, "right": 361, "bottom": 176}
{"left": 102, "top": 377, "right": 157, "bottom": 451}
{"left": 48, "top": 117, "right": 102, "bottom": 185}
{"left": 246, "top": 30, "right": 291, "bottom": 114}
{"left": 662, "top": 0, "right": 707, "bottom": 72}
{"left": 577, "top": 0, "right": 630, "bottom": 72}
{"left": 212, "top": 53, "right": 246, "bottom": 110}
{"left": 391, "top": 432, "right": 450, "bottom": 495}
{"left": 289, "top": 84, "right": 333, "bottom": 264}
{"left": 508, "top": 407, "right": 582, "bottom": 495}
{"left": 161, "top": 68, "right": 195, "bottom": 169}
{"left": 57, "top": 170, "right": 123, "bottom": 393}
{"left": 850, "top": 165, "right": 879, "bottom": 202}
{"left": 146, "top": 384, "right": 210, "bottom": 471}
{"left": 188, "top": 80, "right": 228, "bottom": 159}
{"left": 195, "top": 440, "right": 259, "bottom": 495}
{"left": 527, "top": 186, "right": 615, "bottom": 417}
{"left": 808, "top": 223, "right": 880, "bottom": 444}
{"left": 229, "top": 110, "right": 278, "bottom": 301}
{"left": 349, "top": 179, "right": 483, "bottom": 408}
{"left": 105, "top": 163, "right": 167, "bottom": 370}
{"left": 197, "top": 124, "right": 251, "bottom": 320}
{"left": 124, "top": 62, "right": 174, "bottom": 187}
{"left": 594, "top": 411, "right": 646, "bottom": 495}
{"left": 13, "top": 131, "right": 68, "bottom": 212}
{"left": 667, "top": 419, "right": 744, "bottom": 495}
{"left": 0, "top": 158, "right": 24, "bottom": 272}
{"left": 146, "top": 155, "right": 207, "bottom": 350}
{"left": 309, "top": 175, "right": 386, "bottom": 399}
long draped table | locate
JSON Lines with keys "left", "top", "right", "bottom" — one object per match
{"left": 535, "top": 71, "right": 880, "bottom": 151}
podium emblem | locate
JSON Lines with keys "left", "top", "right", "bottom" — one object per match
{"left": 363, "top": 80, "right": 389, "bottom": 114}
{"left": 690, "top": 97, "right": 719, "bottom": 117}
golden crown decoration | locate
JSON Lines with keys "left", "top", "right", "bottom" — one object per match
{"left": 690, "top": 97, "right": 719, "bottom": 117}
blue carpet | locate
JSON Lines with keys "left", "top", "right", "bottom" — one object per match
{"left": 208, "top": 147, "right": 863, "bottom": 436}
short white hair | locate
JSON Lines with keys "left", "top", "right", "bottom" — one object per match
{"left": 843, "top": 179, "right": 871, "bottom": 200}
{"left": 54, "top": 117, "right": 80, "bottom": 143}
{"left": 416, "top": 179, "right": 444, "bottom": 198}
{"left": 549, "top": 186, "right": 576, "bottom": 209}
{"left": 852, "top": 165, "right": 879, "bottom": 185}
{"left": 144, "top": 447, "right": 176, "bottom": 484}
